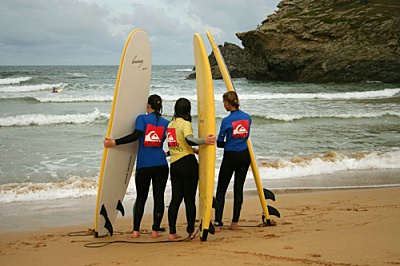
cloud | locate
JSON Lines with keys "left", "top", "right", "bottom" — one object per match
{"left": 0, "top": 0, "right": 279, "bottom": 65}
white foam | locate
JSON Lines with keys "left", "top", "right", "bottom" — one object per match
{"left": 35, "top": 95, "right": 113, "bottom": 103}
{"left": 0, "top": 151, "right": 398, "bottom": 204}
{"left": 263, "top": 111, "right": 400, "bottom": 121}
{"left": 0, "top": 83, "right": 63, "bottom": 92}
{"left": 236, "top": 88, "right": 400, "bottom": 100}
{"left": 257, "top": 151, "right": 400, "bottom": 180}
{"left": 0, "top": 77, "right": 32, "bottom": 85}
{"left": 0, "top": 108, "right": 108, "bottom": 127}
{"left": 0, "top": 176, "right": 98, "bottom": 203}
{"left": 66, "top": 72, "right": 88, "bottom": 78}
{"left": 173, "top": 68, "right": 193, "bottom": 72}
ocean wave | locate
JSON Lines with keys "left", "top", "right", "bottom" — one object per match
{"left": 66, "top": 72, "right": 88, "bottom": 78}
{"left": 0, "top": 108, "right": 108, "bottom": 127}
{"left": 257, "top": 150, "right": 400, "bottom": 179}
{"left": 238, "top": 88, "right": 400, "bottom": 100}
{"left": 0, "top": 83, "right": 64, "bottom": 93}
{"left": 0, "top": 76, "right": 32, "bottom": 85}
{"left": 259, "top": 111, "right": 400, "bottom": 122}
{"left": 35, "top": 95, "right": 113, "bottom": 103}
{"left": 0, "top": 150, "right": 398, "bottom": 203}
{"left": 173, "top": 68, "right": 193, "bottom": 72}
{"left": 0, "top": 176, "right": 98, "bottom": 203}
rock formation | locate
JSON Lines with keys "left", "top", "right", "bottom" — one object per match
{"left": 190, "top": 0, "right": 400, "bottom": 83}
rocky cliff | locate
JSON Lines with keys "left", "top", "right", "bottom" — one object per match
{"left": 201, "top": 0, "right": 400, "bottom": 83}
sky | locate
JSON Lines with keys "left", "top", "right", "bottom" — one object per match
{"left": 0, "top": 0, "right": 280, "bottom": 65}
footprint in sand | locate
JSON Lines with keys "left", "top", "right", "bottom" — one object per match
{"left": 263, "top": 234, "right": 280, "bottom": 239}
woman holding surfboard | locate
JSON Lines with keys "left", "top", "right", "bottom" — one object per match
{"left": 214, "top": 91, "right": 251, "bottom": 231}
{"left": 166, "top": 98, "right": 215, "bottom": 240}
{"left": 104, "top": 94, "right": 169, "bottom": 238}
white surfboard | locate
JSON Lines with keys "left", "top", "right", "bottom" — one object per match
{"left": 94, "top": 29, "right": 152, "bottom": 237}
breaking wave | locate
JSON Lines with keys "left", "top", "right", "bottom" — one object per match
{"left": 0, "top": 108, "right": 108, "bottom": 127}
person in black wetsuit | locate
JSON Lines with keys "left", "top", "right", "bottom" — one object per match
{"left": 214, "top": 91, "right": 251, "bottom": 231}
{"left": 104, "top": 94, "right": 169, "bottom": 238}
{"left": 166, "top": 98, "right": 215, "bottom": 240}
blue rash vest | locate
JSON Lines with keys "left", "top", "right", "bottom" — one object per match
{"left": 217, "top": 110, "right": 251, "bottom": 152}
{"left": 135, "top": 112, "right": 169, "bottom": 169}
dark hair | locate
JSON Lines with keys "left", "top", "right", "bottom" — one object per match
{"left": 223, "top": 91, "right": 240, "bottom": 108}
{"left": 173, "top": 98, "right": 192, "bottom": 122}
{"left": 148, "top": 94, "right": 162, "bottom": 118}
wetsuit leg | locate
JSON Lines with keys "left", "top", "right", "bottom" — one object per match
{"left": 168, "top": 155, "right": 198, "bottom": 234}
{"left": 168, "top": 162, "right": 185, "bottom": 234}
{"left": 215, "top": 152, "right": 235, "bottom": 224}
{"left": 182, "top": 155, "right": 199, "bottom": 234}
{"left": 232, "top": 149, "right": 250, "bottom": 223}
{"left": 151, "top": 165, "right": 169, "bottom": 231}
{"left": 133, "top": 168, "right": 152, "bottom": 231}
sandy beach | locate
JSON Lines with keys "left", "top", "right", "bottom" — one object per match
{"left": 1, "top": 186, "right": 399, "bottom": 266}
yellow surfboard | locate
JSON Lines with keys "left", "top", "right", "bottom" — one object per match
{"left": 94, "top": 29, "right": 152, "bottom": 237}
{"left": 206, "top": 30, "right": 280, "bottom": 225}
{"left": 193, "top": 33, "right": 216, "bottom": 241}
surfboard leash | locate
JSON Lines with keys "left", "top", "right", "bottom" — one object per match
{"left": 77, "top": 228, "right": 200, "bottom": 248}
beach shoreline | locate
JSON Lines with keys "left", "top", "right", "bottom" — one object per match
{"left": 1, "top": 186, "right": 399, "bottom": 265}
{"left": 1, "top": 169, "right": 399, "bottom": 233}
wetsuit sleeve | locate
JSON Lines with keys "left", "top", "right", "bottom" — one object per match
{"left": 217, "top": 140, "right": 225, "bottom": 148}
{"left": 217, "top": 118, "right": 228, "bottom": 148}
{"left": 115, "top": 130, "right": 143, "bottom": 145}
{"left": 185, "top": 134, "right": 205, "bottom": 146}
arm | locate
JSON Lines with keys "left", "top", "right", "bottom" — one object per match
{"left": 185, "top": 134, "right": 216, "bottom": 146}
{"left": 115, "top": 129, "right": 143, "bottom": 145}
{"left": 104, "top": 129, "right": 143, "bottom": 148}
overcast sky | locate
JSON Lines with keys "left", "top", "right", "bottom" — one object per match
{"left": 0, "top": 0, "right": 280, "bottom": 65}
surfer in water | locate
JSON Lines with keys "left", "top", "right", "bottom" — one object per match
{"left": 214, "top": 91, "right": 251, "bottom": 231}
{"left": 166, "top": 98, "right": 215, "bottom": 240}
{"left": 104, "top": 94, "right": 169, "bottom": 238}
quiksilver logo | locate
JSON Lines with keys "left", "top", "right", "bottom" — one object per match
{"left": 145, "top": 131, "right": 160, "bottom": 142}
{"left": 233, "top": 124, "right": 248, "bottom": 135}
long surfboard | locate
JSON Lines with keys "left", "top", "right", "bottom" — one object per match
{"left": 206, "top": 30, "right": 280, "bottom": 225}
{"left": 193, "top": 33, "right": 216, "bottom": 241}
{"left": 94, "top": 29, "right": 152, "bottom": 237}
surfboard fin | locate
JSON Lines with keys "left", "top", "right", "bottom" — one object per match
{"left": 209, "top": 222, "right": 215, "bottom": 235}
{"left": 267, "top": 205, "right": 281, "bottom": 218}
{"left": 100, "top": 205, "right": 114, "bottom": 236}
{"left": 116, "top": 200, "right": 125, "bottom": 216}
{"left": 263, "top": 188, "right": 275, "bottom": 201}
{"left": 261, "top": 205, "right": 280, "bottom": 226}
{"left": 199, "top": 221, "right": 215, "bottom": 242}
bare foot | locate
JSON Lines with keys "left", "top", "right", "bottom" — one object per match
{"left": 131, "top": 231, "right": 140, "bottom": 238}
{"left": 214, "top": 226, "right": 221, "bottom": 232}
{"left": 229, "top": 222, "right": 240, "bottom": 230}
{"left": 169, "top": 233, "right": 181, "bottom": 240}
{"left": 151, "top": 231, "right": 162, "bottom": 238}
{"left": 188, "top": 232, "right": 196, "bottom": 239}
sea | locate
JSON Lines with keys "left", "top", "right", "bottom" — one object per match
{"left": 1, "top": 65, "right": 399, "bottom": 231}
